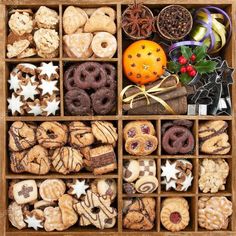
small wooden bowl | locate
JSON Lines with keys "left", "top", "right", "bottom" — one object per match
{"left": 156, "top": 5, "right": 193, "bottom": 41}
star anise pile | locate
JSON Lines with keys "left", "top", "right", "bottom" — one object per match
{"left": 122, "top": 3, "right": 156, "bottom": 39}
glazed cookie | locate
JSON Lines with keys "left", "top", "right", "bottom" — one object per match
{"left": 91, "top": 32, "right": 117, "bottom": 58}
{"left": 97, "top": 179, "right": 117, "bottom": 200}
{"left": 139, "top": 159, "right": 156, "bottom": 177}
{"left": 89, "top": 145, "right": 117, "bottom": 175}
{"left": 13, "top": 180, "right": 38, "bottom": 204}
{"left": 69, "top": 121, "right": 94, "bottom": 148}
{"left": 73, "top": 190, "right": 117, "bottom": 229}
{"left": 9, "top": 121, "right": 36, "bottom": 152}
{"left": 36, "top": 122, "right": 68, "bottom": 149}
{"left": 161, "top": 197, "right": 190, "bottom": 232}
{"left": 135, "top": 176, "right": 158, "bottom": 193}
{"left": 123, "top": 159, "right": 140, "bottom": 183}
{"left": 123, "top": 198, "right": 156, "bottom": 230}
{"left": 91, "top": 121, "right": 118, "bottom": 145}
{"left": 124, "top": 121, "right": 156, "bottom": 140}
{"left": 35, "top": 6, "right": 59, "bottom": 29}
{"left": 39, "top": 179, "right": 66, "bottom": 202}
{"left": 51, "top": 147, "right": 83, "bottom": 174}
{"left": 125, "top": 134, "right": 158, "bottom": 156}
{"left": 8, "top": 201, "right": 26, "bottom": 229}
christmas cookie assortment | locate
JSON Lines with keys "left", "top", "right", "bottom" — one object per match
{"left": 8, "top": 178, "right": 117, "bottom": 230}
{"left": 3, "top": 1, "right": 235, "bottom": 234}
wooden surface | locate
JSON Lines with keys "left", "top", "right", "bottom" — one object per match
{"left": 0, "top": 0, "right": 236, "bottom": 235}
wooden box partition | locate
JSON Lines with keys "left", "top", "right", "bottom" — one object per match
{"left": 0, "top": 0, "right": 235, "bottom": 235}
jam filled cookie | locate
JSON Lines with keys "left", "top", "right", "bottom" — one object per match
{"left": 161, "top": 197, "right": 190, "bottom": 232}
{"left": 9, "top": 121, "right": 36, "bottom": 152}
{"left": 36, "top": 122, "right": 68, "bottom": 149}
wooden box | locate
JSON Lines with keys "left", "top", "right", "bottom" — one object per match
{"left": 0, "top": 0, "right": 235, "bottom": 235}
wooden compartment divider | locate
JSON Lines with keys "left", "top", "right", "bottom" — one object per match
{"left": 0, "top": 0, "right": 235, "bottom": 235}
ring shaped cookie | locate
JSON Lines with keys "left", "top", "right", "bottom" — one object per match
{"left": 102, "top": 63, "right": 117, "bottom": 91}
{"left": 64, "top": 64, "right": 78, "bottom": 90}
{"left": 9, "top": 121, "right": 36, "bottom": 152}
{"left": 74, "top": 62, "right": 107, "bottom": 90}
{"left": 91, "top": 87, "right": 116, "bottom": 115}
{"left": 92, "top": 32, "right": 117, "bottom": 58}
{"left": 162, "top": 126, "right": 194, "bottom": 154}
{"left": 65, "top": 89, "right": 92, "bottom": 116}
{"left": 36, "top": 122, "right": 67, "bottom": 149}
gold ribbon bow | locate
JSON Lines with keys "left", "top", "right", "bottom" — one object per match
{"left": 120, "top": 75, "right": 179, "bottom": 114}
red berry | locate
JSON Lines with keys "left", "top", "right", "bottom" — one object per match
{"left": 189, "top": 70, "right": 197, "bottom": 77}
{"left": 180, "top": 66, "right": 187, "bottom": 73}
{"left": 190, "top": 54, "right": 196, "bottom": 61}
{"left": 186, "top": 65, "right": 193, "bottom": 72}
{"left": 178, "top": 56, "right": 187, "bottom": 65}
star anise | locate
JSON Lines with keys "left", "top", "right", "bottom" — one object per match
{"left": 122, "top": 3, "right": 156, "bottom": 39}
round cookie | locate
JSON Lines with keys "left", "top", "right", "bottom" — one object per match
{"left": 123, "top": 159, "right": 140, "bottom": 183}
{"left": 9, "top": 121, "right": 36, "bottom": 152}
{"left": 91, "top": 121, "right": 118, "bottom": 145}
{"left": 102, "top": 63, "right": 117, "bottom": 91}
{"left": 36, "top": 121, "right": 68, "bottom": 149}
{"left": 69, "top": 121, "right": 94, "bottom": 148}
{"left": 135, "top": 176, "right": 158, "bottom": 193}
{"left": 97, "top": 178, "right": 117, "bottom": 200}
{"left": 13, "top": 180, "right": 38, "bottom": 204}
{"left": 39, "top": 179, "right": 66, "bottom": 202}
{"left": 125, "top": 134, "right": 158, "bottom": 156}
{"left": 91, "top": 32, "right": 117, "bottom": 58}
{"left": 124, "top": 121, "right": 156, "bottom": 140}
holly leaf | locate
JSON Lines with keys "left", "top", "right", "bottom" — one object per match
{"left": 193, "top": 45, "right": 207, "bottom": 63}
{"left": 195, "top": 60, "right": 217, "bottom": 74}
{"left": 180, "top": 73, "right": 192, "bottom": 84}
{"left": 167, "top": 61, "right": 181, "bottom": 73}
{"left": 181, "top": 46, "right": 192, "bottom": 59}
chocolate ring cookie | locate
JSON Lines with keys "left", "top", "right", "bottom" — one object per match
{"left": 36, "top": 122, "right": 68, "bottom": 149}
{"left": 102, "top": 63, "right": 117, "bottom": 91}
{"left": 91, "top": 87, "right": 116, "bottom": 115}
{"left": 9, "top": 121, "right": 36, "bottom": 152}
{"left": 74, "top": 62, "right": 107, "bottom": 90}
{"left": 162, "top": 126, "right": 194, "bottom": 154}
{"left": 64, "top": 64, "right": 78, "bottom": 90}
{"left": 65, "top": 89, "right": 92, "bottom": 116}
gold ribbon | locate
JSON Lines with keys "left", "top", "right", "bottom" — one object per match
{"left": 120, "top": 75, "right": 179, "bottom": 114}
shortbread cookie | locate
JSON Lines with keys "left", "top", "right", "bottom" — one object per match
{"left": 13, "top": 180, "right": 38, "bottom": 204}
{"left": 69, "top": 121, "right": 94, "bottom": 148}
{"left": 39, "top": 179, "right": 66, "bottom": 202}
{"left": 89, "top": 145, "right": 117, "bottom": 175}
{"left": 138, "top": 159, "right": 156, "bottom": 177}
{"left": 9, "top": 11, "right": 33, "bottom": 36}
{"left": 34, "top": 200, "right": 56, "bottom": 210}
{"left": 58, "top": 194, "right": 78, "bottom": 229}
{"left": 35, "top": 6, "right": 59, "bottom": 29}
{"left": 198, "top": 196, "right": 232, "bottom": 230}
{"left": 51, "top": 147, "right": 83, "bottom": 174}
{"left": 7, "top": 39, "right": 30, "bottom": 58}
{"left": 9, "top": 121, "right": 36, "bottom": 152}
{"left": 91, "top": 121, "right": 118, "bottom": 145}
{"left": 123, "top": 159, "right": 140, "bottom": 183}
{"left": 36, "top": 122, "right": 68, "bottom": 149}
{"left": 124, "top": 121, "right": 156, "bottom": 140}
{"left": 63, "top": 6, "right": 88, "bottom": 34}
{"left": 135, "top": 176, "right": 158, "bottom": 193}
{"left": 73, "top": 190, "right": 117, "bottom": 229}
{"left": 63, "top": 33, "right": 93, "bottom": 58}
{"left": 44, "top": 207, "right": 65, "bottom": 231}
{"left": 125, "top": 134, "right": 158, "bottom": 156}
{"left": 97, "top": 179, "right": 117, "bottom": 200}
{"left": 91, "top": 32, "right": 117, "bottom": 58}
{"left": 123, "top": 198, "right": 156, "bottom": 230}
{"left": 8, "top": 201, "right": 26, "bottom": 229}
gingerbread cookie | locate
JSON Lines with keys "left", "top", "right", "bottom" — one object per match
{"left": 39, "top": 179, "right": 66, "bottom": 202}
{"left": 51, "top": 147, "right": 83, "bottom": 174}
{"left": 69, "top": 121, "right": 94, "bottom": 148}
{"left": 13, "top": 180, "right": 38, "bottom": 204}
{"left": 73, "top": 190, "right": 117, "bottom": 229}
{"left": 36, "top": 122, "right": 68, "bottom": 149}
{"left": 161, "top": 197, "right": 190, "bottom": 232}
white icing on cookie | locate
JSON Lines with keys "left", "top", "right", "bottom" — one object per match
{"left": 38, "top": 79, "right": 58, "bottom": 96}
